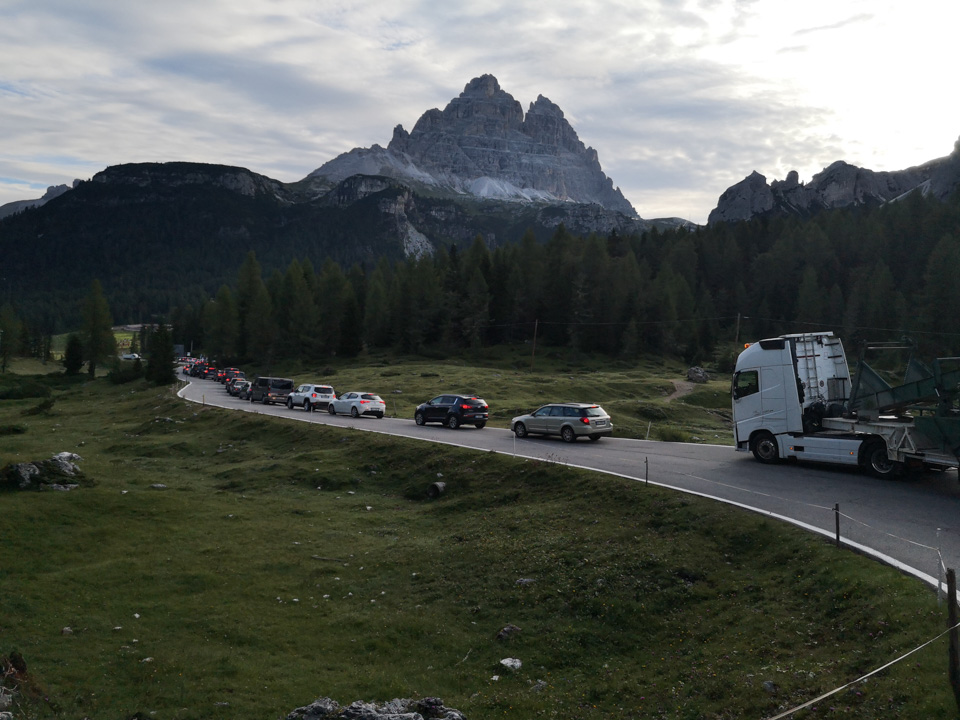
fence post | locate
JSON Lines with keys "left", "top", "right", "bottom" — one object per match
{"left": 948, "top": 568, "right": 960, "bottom": 711}
{"left": 645, "top": 457, "right": 648, "bottom": 485}
{"left": 834, "top": 503, "right": 840, "bottom": 548}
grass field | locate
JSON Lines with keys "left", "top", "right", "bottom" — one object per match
{"left": 0, "top": 362, "right": 956, "bottom": 719}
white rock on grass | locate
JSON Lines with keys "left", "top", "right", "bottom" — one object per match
{"left": 500, "top": 658, "right": 522, "bottom": 671}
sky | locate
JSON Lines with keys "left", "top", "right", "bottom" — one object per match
{"left": 1, "top": 0, "right": 957, "bottom": 225}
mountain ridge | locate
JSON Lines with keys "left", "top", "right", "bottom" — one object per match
{"left": 708, "top": 138, "right": 960, "bottom": 224}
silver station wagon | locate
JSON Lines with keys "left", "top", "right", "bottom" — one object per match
{"left": 511, "top": 403, "right": 613, "bottom": 443}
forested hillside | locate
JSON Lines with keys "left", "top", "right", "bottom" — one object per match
{"left": 2, "top": 183, "right": 959, "bottom": 364}
{"left": 168, "top": 189, "right": 960, "bottom": 365}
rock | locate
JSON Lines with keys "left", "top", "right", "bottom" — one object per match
{"left": 686, "top": 367, "right": 710, "bottom": 383}
{"left": 762, "top": 680, "right": 778, "bottom": 695}
{"left": 61, "top": 626, "right": 73, "bottom": 636}
{"left": 515, "top": 578, "right": 536, "bottom": 586}
{"left": 496, "top": 624, "right": 521, "bottom": 640}
{"left": 500, "top": 657, "right": 522, "bottom": 671}
{"left": 1, "top": 453, "right": 86, "bottom": 490}
{"left": 286, "top": 697, "right": 465, "bottom": 720}
{"left": 149, "top": 484, "right": 168, "bottom": 490}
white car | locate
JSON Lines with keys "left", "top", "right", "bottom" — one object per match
{"left": 327, "top": 391, "right": 386, "bottom": 419}
{"left": 287, "top": 383, "right": 336, "bottom": 412}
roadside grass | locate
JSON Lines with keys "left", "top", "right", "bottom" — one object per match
{"left": 251, "top": 347, "right": 733, "bottom": 443}
{"left": 1, "top": 371, "right": 955, "bottom": 718}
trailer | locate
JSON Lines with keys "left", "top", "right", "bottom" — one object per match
{"left": 732, "top": 332, "right": 960, "bottom": 476}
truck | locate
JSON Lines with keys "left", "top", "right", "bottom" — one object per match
{"left": 732, "top": 332, "right": 960, "bottom": 476}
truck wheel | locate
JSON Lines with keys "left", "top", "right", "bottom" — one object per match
{"left": 751, "top": 432, "right": 779, "bottom": 464}
{"left": 864, "top": 441, "right": 899, "bottom": 478}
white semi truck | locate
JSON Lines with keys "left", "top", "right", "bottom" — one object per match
{"left": 732, "top": 332, "right": 960, "bottom": 476}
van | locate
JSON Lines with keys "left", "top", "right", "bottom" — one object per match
{"left": 250, "top": 376, "right": 295, "bottom": 405}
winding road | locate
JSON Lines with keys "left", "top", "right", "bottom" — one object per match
{"left": 179, "top": 377, "right": 960, "bottom": 589}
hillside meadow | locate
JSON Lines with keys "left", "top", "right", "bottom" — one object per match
{"left": 0, "top": 361, "right": 956, "bottom": 719}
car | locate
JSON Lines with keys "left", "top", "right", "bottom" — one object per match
{"left": 225, "top": 375, "right": 247, "bottom": 394}
{"left": 511, "top": 403, "right": 612, "bottom": 442}
{"left": 234, "top": 380, "right": 253, "bottom": 400}
{"left": 327, "top": 391, "right": 385, "bottom": 419}
{"left": 222, "top": 368, "right": 244, "bottom": 385}
{"left": 287, "top": 383, "right": 336, "bottom": 412}
{"left": 249, "top": 376, "right": 295, "bottom": 404}
{"left": 414, "top": 394, "right": 489, "bottom": 429}
{"left": 120, "top": 353, "right": 140, "bottom": 361}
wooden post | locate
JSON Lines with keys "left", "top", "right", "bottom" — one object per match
{"left": 948, "top": 568, "right": 960, "bottom": 711}
{"left": 645, "top": 456, "right": 648, "bottom": 485}
{"left": 834, "top": 503, "right": 840, "bottom": 548}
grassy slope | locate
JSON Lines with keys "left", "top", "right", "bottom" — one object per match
{"left": 0, "top": 366, "right": 954, "bottom": 719}
{"left": 255, "top": 347, "right": 733, "bottom": 444}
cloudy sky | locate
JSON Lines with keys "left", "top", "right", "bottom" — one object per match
{"left": 1, "top": 0, "right": 957, "bottom": 224}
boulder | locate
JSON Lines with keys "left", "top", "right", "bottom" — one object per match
{"left": 686, "top": 367, "right": 710, "bottom": 383}
{"left": 286, "top": 697, "right": 465, "bottom": 720}
{"left": 1, "top": 453, "right": 85, "bottom": 490}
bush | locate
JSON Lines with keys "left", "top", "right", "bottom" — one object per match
{"left": 108, "top": 363, "right": 143, "bottom": 384}
{"left": 0, "top": 424, "right": 27, "bottom": 436}
{"left": 0, "top": 379, "right": 52, "bottom": 400}
{"left": 656, "top": 426, "right": 688, "bottom": 443}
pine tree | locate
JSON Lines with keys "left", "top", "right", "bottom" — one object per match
{"left": 63, "top": 333, "right": 84, "bottom": 375}
{"left": 145, "top": 321, "right": 175, "bottom": 385}
{"left": 0, "top": 304, "right": 22, "bottom": 373}
{"left": 81, "top": 279, "right": 116, "bottom": 377}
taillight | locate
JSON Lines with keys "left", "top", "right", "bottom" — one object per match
{"left": 360, "top": 399, "right": 369, "bottom": 404}
{"left": 580, "top": 417, "right": 590, "bottom": 424}
{"left": 311, "top": 393, "right": 317, "bottom": 398}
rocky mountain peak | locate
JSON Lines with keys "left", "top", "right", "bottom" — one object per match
{"left": 309, "top": 75, "right": 638, "bottom": 217}
{"left": 708, "top": 139, "right": 960, "bottom": 224}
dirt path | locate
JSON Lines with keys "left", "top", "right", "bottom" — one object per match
{"left": 664, "top": 380, "right": 696, "bottom": 402}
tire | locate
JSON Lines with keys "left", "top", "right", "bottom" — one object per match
{"left": 474, "top": 421, "right": 486, "bottom": 429}
{"left": 415, "top": 412, "right": 426, "bottom": 426}
{"left": 327, "top": 404, "right": 336, "bottom": 415}
{"left": 589, "top": 435, "right": 601, "bottom": 442}
{"left": 261, "top": 395, "right": 269, "bottom": 405}
{"left": 446, "top": 414, "right": 460, "bottom": 430}
{"left": 287, "top": 398, "right": 294, "bottom": 410}
{"left": 514, "top": 422, "right": 528, "bottom": 439}
{"left": 350, "top": 406, "right": 360, "bottom": 418}
{"left": 375, "top": 413, "right": 384, "bottom": 419}
{"left": 751, "top": 431, "right": 779, "bottom": 463}
{"left": 561, "top": 426, "right": 577, "bottom": 443}
{"left": 304, "top": 400, "right": 312, "bottom": 412}
{"left": 864, "top": 441, "right": 899, "bottom": 478}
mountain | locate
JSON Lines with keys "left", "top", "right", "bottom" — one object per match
{"left": 0, "top": 182, "right": 76, "bottom": 220}
{"left": 708, "top": 137, "right": 960, "bottom": 224}
{"left": 305, "top": 74, "right": 639, "bottom": 217}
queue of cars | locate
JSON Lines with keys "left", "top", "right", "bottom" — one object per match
{"left": 184, "top": 362, "right": 613, "bottom": 442}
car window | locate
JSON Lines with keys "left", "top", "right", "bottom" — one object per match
{"left": 361, "top": 394, "right": 381, "bottom": 401}
{"left": 297, "top": 385, "right": 307, "bottom": 393}
{"left": 273, "top": 379, "right": 294, "bottom": 390}
{"left": 582, "top": 406, "right": 605, "bottom": 417}
{"left": 318, "top": 386, "right": 333, "bottom": 394}
{"left": 562, "top": 406, "right": 578, "bottom": 417}
{"left": 533, "top": 406, "right": 552, "bottom": 417}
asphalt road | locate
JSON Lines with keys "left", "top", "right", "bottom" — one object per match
{"left": 179, "top": 376, "right": 960, "bottom": 589}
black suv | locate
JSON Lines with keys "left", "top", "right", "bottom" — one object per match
{"left": 414, "top": 394, "right": 489, "bottom": 429}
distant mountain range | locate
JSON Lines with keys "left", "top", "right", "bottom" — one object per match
{"left": 708, "top": 138, "right": 960, "bottom": 224}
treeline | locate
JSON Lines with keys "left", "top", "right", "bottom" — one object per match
{"left": 170, "top": 188, "right": 960, "bottom": 366}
